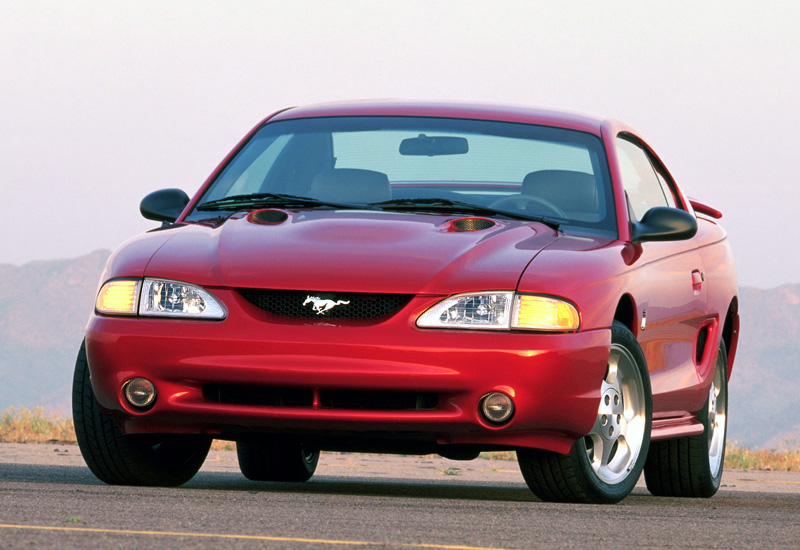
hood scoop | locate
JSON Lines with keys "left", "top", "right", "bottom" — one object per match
{"left": 247, "top": 209, "right": 289, "bottom": 225}
{"left": 448, "top": 217, "right": 497, "bottom": 232}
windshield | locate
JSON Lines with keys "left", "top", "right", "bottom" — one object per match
{"left": 186, "top": 116, "right": 616, "bottom": 235}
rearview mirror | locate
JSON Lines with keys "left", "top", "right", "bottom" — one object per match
{"left": 399, "top": 134, "right": 469, "bottom": 156}
{"left": 140, "top": 188, "right": 190, "bottom": 223}
{"left": 631, "top": 207, "right": 697, "bottom": 243}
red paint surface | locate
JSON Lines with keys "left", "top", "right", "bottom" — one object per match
{"left": 86, "top": 101, "right": 739, "bottom": 455}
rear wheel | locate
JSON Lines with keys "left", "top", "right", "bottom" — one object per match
{"left": 72, "top": 340, "right": 211, "bottom": 486}
{"left": 644, "top": 342, "right": 728, "bottom": 497}
{"left": 518, "top": 322, "right": 652, "bottom": 504}
{"left": 237, "top": 439, "right": 319, "bottom": 482}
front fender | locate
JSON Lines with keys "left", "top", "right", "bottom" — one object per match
{"left": 517, "top": 235, "right": 631, "bottom": 331}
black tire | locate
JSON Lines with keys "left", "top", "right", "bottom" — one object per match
{"left": 644, "top": 342, "right": 728, "bottom": 498}
{"left": 518, "top": 322, "right": 652, "bottom": 504}
{"left": 72, "top": 340, "right": 211, "bottom": 486}
{"left": 237, "top": 439, "right": 319, "bottom": 482}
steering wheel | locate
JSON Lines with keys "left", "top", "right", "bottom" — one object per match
{"left": 489, "top": 194, "right": 568, "bottom": 218}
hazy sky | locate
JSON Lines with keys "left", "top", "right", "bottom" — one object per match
{"left": 1, "top": 1, "right": 798, "bottom": 288}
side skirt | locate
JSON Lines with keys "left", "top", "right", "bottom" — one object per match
{"left": 651, "top": 414, "right": 704, "bottom": 440}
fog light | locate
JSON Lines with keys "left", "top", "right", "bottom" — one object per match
{"left": 124, "top": 378, "right": 156, "bottom": 409}
{"left": 480, "top": 392, "right": 514, "bottom": 423}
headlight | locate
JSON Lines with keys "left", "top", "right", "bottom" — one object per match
{"left": 95, "top": 278, "right": 226, "bottom": 319}
{"left": 139, "top": 279, "right": 227, "bottom": 319}
{"left": 417, "top": 292, "right": 579, "bottom": 332}
{"left": 96, "top": 279, "right": 140, "bottom": 315}
{"left": 416, "top": 292, "right": 514, "bottom": 330}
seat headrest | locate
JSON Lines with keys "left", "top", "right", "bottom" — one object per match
{"left": 310, "top": 168, "right": 391, "bottom": 204}
{"left": 522, "top": 170, "right": 599, "bottom": 213}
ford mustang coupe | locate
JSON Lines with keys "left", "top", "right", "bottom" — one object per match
{"left": 74, "top": 101, "right": 738, "bottom": 503}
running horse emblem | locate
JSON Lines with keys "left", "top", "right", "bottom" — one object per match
{"left": 303, "top": 296, "right": 351, "bottom": 315}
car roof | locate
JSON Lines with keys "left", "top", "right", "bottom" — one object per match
{"left": 268, "top": 100, "right": 607, "bottom": 136}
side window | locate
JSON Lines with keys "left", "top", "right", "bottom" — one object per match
{"left": 616, "top": 137, "right": 669, "bottom": 220}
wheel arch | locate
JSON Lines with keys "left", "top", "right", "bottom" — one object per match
{"left": 720, "top": 296, "right": 739, "bottom": 380}
{"left": 612, "top": 293, "right": 637, "bottom": 335}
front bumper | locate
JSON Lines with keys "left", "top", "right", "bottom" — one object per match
{"left": 85, "top": 291, "right": 610, "bottom": 455}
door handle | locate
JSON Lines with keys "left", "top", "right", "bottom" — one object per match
{"left": 692, "top": 270, "right": 704, "bottom": 292}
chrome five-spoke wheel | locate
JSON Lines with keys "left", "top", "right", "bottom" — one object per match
{"left": 585, "top": 343, "right": 647, "bottom": 485}
{"left": 517, "top": 322, "right": 652, "bottom": 504}
{"left": 707, "top": 360, "right": 727, "bottom": 478}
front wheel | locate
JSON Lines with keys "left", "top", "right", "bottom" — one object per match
{"left": 644, "top": 342, "right": 728, "bottom": 497}
{"left": 72, "top": 340, "right": 211, "bottom": 486}
{"left": 518, "top": 322, "right": 652, "bottom": 504}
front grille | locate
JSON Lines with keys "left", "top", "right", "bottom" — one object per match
{"left": 319, "top": 390, "right": 438, "bottom": 411}
{"left": 203, "top": 384, "right": 438, "bottom": 411}
{"left": 204, "top": 384, "right": 313, "bottom": 407}
{"left": 238, "top": 288, "right": 413, "bottom": 319}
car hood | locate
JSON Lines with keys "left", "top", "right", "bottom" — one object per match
{"left": 142, "top": 210, "right": 562, "bottom": 294}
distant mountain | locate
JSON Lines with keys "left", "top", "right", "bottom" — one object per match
{"left": 0, "top": 250, "right": 109, "bottom": 413}
{"left": 0, "top": 251, "right": 797, "bottom": 448}
{"left": 728, "top": 286, "right": 800, "bottom": 448}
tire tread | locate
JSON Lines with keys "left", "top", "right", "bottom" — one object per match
{"left": 72, "top": 340, "right": 209, "bottom": 486}
{"left": 644, "top": 343, "right": 727, "bottom": 498}
{"left": 517, "top": 322, "right": 652, "bottom": 504}
{"left": 237, "top": 440, "right": 319, "bottom": 482}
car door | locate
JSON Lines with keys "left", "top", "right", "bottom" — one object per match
{"left": 616, "top": 136, "right": 710, "bottom": 418}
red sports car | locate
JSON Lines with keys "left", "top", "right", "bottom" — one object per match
{"left": 74, "top": 101, "right": 738, "bottom": 504}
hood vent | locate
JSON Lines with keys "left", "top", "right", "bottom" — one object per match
{"left": 247, "top": 209, "right": 289, "bottom": 225}
{"left": 449, "top": 217, "right": 496, "bottom": 232}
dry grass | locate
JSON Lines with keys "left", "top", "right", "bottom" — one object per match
{"left": 2, "top": 407, "right": 798, "bottom": 472}
{"left": 480, "top": 450, "right": 516, "bottom": 461}
{"left": 1, "top": 407, "right": 76, "bottom": 443}
{"left": 211, "top": 440, "right": 236, "bottom": 451}
{"left": 725, "top": 440, "right": 800, "bottom": 472}
{"left": 0, "top": 407, "right": 238, "bottom": 450}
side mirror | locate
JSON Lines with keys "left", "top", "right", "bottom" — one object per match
{"left": 140, "top": 188, "right": 190, "bottom": 223}
{"left": 631, "top": 207, "right": 698, "bottom": 243}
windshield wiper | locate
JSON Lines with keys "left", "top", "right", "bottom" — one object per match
{"left": 370, "top": 198, "right": 561, "bottom": 230}
{"left": 196, "top": 193, "right": 378, "bottom": 212}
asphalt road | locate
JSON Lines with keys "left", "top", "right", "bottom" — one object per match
{"left": 1, "top": 443, "right": 798, "bottom": 549}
